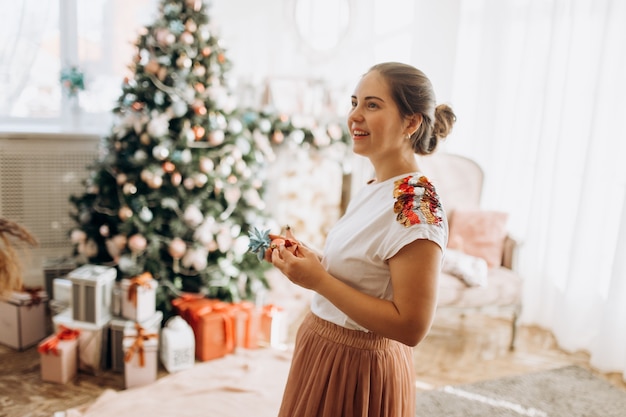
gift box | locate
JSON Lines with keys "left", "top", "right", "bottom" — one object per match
{"left": 233, "top": 301, "right": 260, "bottom": 350}
{"left": 111, "top": 281, "right": 122, "bottom": 317}
{"left": 68, "top": 264, "right": 116, "bottom": 325}
{"left": 52, "top": 309, "right": 109, "bottom": 375}
{"left": 49, "top": 278, "right": 72, "bottom": 315}
{"left": 160, "top": 315, "right": 195, "bottom": 373}
{"left": 38, "top": 325, "right": 80, "bottom": 384}
{"left": 43, "top": 256, "right": 77, "bottom": 300}
{"left": 120, "top": 272, "right": 157, "bottom": 322}
{"left": 172, "top": 296, "right": 235, "bottom": 361}
{"left": 259, "top": 304, "right": 287, "bottom": 348}
{"left": 123, "top": 323, "right": 159, "bottom": 389}
{"left": 109, "top": 310, "right": 162, "bottom": 373}
{"left": 0, "top": 289, "right": 48, "bottom": 350}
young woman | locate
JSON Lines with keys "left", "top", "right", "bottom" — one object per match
{"left": 270, "top": 62, "right": 456, "bottom": 417}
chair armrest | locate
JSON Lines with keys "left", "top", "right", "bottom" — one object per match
{"left": 501, "top": 235, "right": 518, "bottom": 270}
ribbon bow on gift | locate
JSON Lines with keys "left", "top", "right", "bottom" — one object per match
{"left": 37, "top": 325, "right": 80, "bottom": 356}
{"left": 124, "top": 322, "right": 158, "bottom": 367}
{"left": 127, "top": 272, "right": 153, "bottom": 307}
{"left": 21, "top": 285, "right": 44, "bottom": 306}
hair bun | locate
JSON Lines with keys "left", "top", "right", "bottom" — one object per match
{"left": 432, "top": 104, "right": 456, "bottom": 140}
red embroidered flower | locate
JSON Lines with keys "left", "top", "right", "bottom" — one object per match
{"left": 393, "top": 175, "right": 443, "bottom": 227}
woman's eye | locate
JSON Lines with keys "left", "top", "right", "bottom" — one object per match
{"left": 367, "top": 102, "right": 378, "bottom": 109}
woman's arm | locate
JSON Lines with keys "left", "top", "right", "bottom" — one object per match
{"left": 270, "top": 238, "right": 441, "bottom": 346}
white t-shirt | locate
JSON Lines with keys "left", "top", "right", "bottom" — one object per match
{"left": 310, "top": 172, "right": 448, "bottom": 331}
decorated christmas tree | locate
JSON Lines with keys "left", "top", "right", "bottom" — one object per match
{"left": 68, "top": 0, "right": 353, "bottom": 319}
{"left": 68, "top": 0, "right": 276, "bottom": 317}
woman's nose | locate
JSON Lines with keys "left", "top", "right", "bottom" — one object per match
{"left": 348, "top": 107, "right": 363, "bottom": 123}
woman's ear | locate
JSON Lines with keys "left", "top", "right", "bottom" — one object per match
{"left": 406, "top": 113, "right": 423, "bottom": 135}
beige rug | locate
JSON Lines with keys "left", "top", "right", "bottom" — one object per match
{"left": 63, "top": 347, "right": 293, "bottom": 417}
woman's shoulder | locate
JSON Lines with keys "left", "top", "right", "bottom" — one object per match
{"left": 392, "top": 173, "right": 444, "bottom": 228}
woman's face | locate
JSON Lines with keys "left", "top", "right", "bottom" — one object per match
{"left": 348, "top": 70, "right": 410, "bottom": 161}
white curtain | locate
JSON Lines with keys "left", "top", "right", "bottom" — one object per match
{"left": 0, "top": 0, "right": 52, "bottom": 116}
{"left": 445, "top": 0, "right": 626, "bottom": 379}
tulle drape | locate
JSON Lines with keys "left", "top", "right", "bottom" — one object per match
{"left": 444, "top": 0, "right": 626, "bottom": 380}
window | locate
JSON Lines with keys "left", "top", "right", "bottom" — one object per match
{"left": 0, "top": 0, "right": 158, "bottom": 130}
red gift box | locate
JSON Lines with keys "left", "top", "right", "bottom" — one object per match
{"left": 172, "top": 296, "right": 236, "bottom": 361}
{"left": 38, "top": 325, "right": 80, "bottom": 384}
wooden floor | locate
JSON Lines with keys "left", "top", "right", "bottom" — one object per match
{"left": 1, "top": 310, "right": 625, "bottom": 417}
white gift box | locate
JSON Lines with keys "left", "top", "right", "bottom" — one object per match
{"left": 160, "top": 315, "right": 195, "bottom": 373}
{"left": 109, "top": 310, "right": 162, "bottom": 373}
{"left": 53, "top": 278, "right": 72, "bottom": 304}
{"left": 120, "top": 275, "right": 157, "bottom": 322}
{"left": 49, "top": 278, "right": 73, "bottom": 315}
{"left": 0, "top": 290, "right": 48, "bottom": 350}
{"left": 259, "top": 304, "right": 287, "bottom": 349}
{"left": 39, "top": 334, "right": 79, "bottom": 384}
{"left": 52, "top": 309, "right": 109, "bottom": 375}
{"left": 43, "top": 256, "right": 77, "bottom": 300}
{"left": 123, "top": 325, "right": 159, "bottom": 389}
{"left": 68, "top": 264, "right": 116, "bottom": 325}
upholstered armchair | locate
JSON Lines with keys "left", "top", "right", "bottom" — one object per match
{"left": 417, "top": 153, "right": 523, "bottom": 350}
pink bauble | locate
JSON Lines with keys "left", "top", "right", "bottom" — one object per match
{"left": 128, "top": 234, "right": 147, "bottom": 253}
{"left": 168, "top": 237, "right": 187, "bottom": 259}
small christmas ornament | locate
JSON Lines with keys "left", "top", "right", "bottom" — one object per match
{"left": 199, "top": 157, "right": 214, "bottom": 173}
{"left": 193, "top": 125, "right": 205, "bottom": 140}
{"left": 152, "top": 144, "right": 170, "bottom": 160}
{"left": 247, "top": 227, "right": 271, "bottom": 262}
{"left": 180, "top": 31, "right": 194, "bottom": 45}
{"left": 139, "top": 207, "right": 154, "bottom": 222}
{"left": 145, "top": 60, "right": 160, "bottom": 74}
{"left": 128, "top": 234, "right": 148, "bottom": 254}
{"left": 192, "top": 63, "right": 206, "bottom": 77}
{"left": 247, "top": 227, "right": 299, "bottom": 262}
{"left": 168, "top": 238, "right": 186, "bottom": 272}
{"left": 208, "top": 130, "right": 225, "bottom": 146}
{"left": 99, "top": 224, "right": 110, "bottom": 237}
{"left": 192, "top": 173, "right": 208, "bottom": 188}
{"left": 123, "top": 183, "right": 138, "bottom": 195}
{"left": 185, "top": 19, "right": 197, "bottom": 33}
{"left": 162, "top": 161, "right": 175, "bottom": 173}
{"left": 170, "top": 172, "right": 182, "bottom": 186}
{"left": 183, "top": 205, "right": 203, "bottom": 227}
{"left": 70, "top": 229, "right": 87, "bottom": 244}
{"left": 119, "top": 206, "right": 133, "bottom": 221}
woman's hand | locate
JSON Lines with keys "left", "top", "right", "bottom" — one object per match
{"left": 263, "top": 226, "right": 299, "bottom": 262}
{"left": 270, "top": 239, "right": 328, "bottom": 291}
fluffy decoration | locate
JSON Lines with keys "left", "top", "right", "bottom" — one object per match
{"left": 0, "top": 218, "right": 39, "bottom": 296}
{"left": 247, "top": 227, "right": 271, "bottom": 262}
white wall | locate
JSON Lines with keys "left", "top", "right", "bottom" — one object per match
{"left": 211, "top": 0, "right": 462, "bottom": 112}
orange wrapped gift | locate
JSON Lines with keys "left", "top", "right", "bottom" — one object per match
{"left": 38, "top": 325, "right": 80, "bottom": 384}
{"left": 259, "top": 304, "right": 287, "bottom": 348}
{"left": 187, "top": 300, "right": 235, "bottom": 361}
{"left": 233, "top": 301, "right": 260, "bottom": 350}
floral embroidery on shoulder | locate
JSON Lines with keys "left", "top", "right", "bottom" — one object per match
{"left": 393, "top": 175, "right": 443, "bottom": 227}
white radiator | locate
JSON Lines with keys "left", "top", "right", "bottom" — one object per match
{"left": 0, "top": 132, "right": 100, "bottom": 286}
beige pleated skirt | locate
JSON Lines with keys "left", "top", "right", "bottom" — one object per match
{"left": 277, "top": 312, "right": 415, "bottom": 417}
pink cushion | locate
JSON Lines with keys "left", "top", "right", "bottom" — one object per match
{"left": 448, "top": 210, "right": 508, "bottom": 268}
